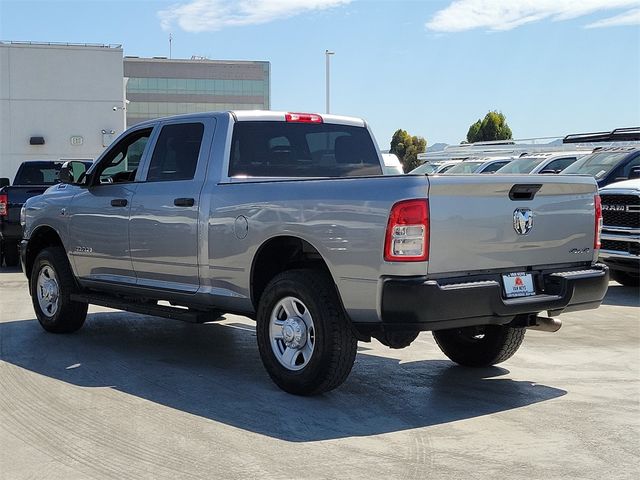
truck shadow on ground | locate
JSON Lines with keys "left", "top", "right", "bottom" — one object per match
{"left": 601, "top": 284, "right": 640, "bottom": 308}
{"left": 0, "top": 265, "right": 21, "bottom": 273}
{"left": 0, "top": 314, "right": 566, "bottom": 442}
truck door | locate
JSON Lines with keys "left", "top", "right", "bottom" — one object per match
{"left": 68, "top": 127, "right": 154, "bottom": 284}
{"left": 128, "top": 118, "right": 213, "bottom": 293}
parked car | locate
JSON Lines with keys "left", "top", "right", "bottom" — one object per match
{"left": 443, "top": 157, "right": 513, "bottom": 174}
{"left": 495, "top": 152, "right": 587, "bottom": 175}
{"left": 597, "top": 178, "right": 640, "bottom": 286}
{"left": 381, "top": 153, "right": 404, "bottom": 175}
{"left": 410, "top": 160, "right": 462, "bottom": 174}
{"left": 561, "top": 147, "right": 640, "bottom": 187}
{"left": 21, "top": 110, "right": 608, "bottom": 395}
{"left": 0, "top": 160, "right": 91, "bottom": 266}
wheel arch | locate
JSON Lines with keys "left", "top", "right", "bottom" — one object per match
{"left": 25, "top": 225, "right": 67, "bottom": 283}
{"left": 250, "top": 235, "right": 343, "bottom": 312}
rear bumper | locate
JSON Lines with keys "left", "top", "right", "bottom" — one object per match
{"left": 378, "top": 264, "right": 609, "bottom": 332}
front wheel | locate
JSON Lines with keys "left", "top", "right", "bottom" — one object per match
{"left": 31, "top": 247, "right": 88, "bottom": 333}
{"left": 433, "top": 324, "right": 525, "bottom": 367}
{"left": 256, "top": 269, "right": 358, "bottom": 396}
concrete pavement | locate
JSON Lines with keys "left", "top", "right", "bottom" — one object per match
{"left": 0, "top": 266, "right": 638, "bottom": 479}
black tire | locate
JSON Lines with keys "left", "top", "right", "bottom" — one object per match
{"left": 433, "top": 324, "right": 525, "bottom": 367}
{"left": 610, "top": 269, "right": 640, "bottom": 287}
{"left": 30, "top": 247, "right": 88, "bottom": 333}
{"left": 256, "top": 269, "right": 358, "bottom": 396}
{"left": 3, "top": 242, "right": 19, "bottom": 267}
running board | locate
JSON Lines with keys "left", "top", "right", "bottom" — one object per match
{"left": 70, "top": 293, "right": 219, "bottom": 324}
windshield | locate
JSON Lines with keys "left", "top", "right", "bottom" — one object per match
{"left": 496, "top": 157, "right": 546, "bottom": 174}
{"left": 561, "top": 151, "right": 631, "bottom": 178}
{"left": 410, "top": 162, "right": 440, "bottom": 174}
{"left": 444, "top": 161, "right": 483, "bottom": 174}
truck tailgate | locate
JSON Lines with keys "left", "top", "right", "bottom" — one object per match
{"left": 426, "top": 175, "right": 598, "bottom": 275}
{"left": 3, "top": 186, "right": 50, "bottom": 223}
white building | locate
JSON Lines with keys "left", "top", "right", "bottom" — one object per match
{"left": 0, "top": 42, "right": 125, "bottom": 180}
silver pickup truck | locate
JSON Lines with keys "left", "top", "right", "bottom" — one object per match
{"left": 20, "top": 111, "right": 609, "bottom": 395}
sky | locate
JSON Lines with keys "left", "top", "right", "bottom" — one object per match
{"left": 1, "top": 0, "right": 639, "bottom": 148}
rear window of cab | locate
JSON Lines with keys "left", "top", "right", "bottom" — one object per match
{"left": 229, "top": 121, "right": 383, "bottom": 178}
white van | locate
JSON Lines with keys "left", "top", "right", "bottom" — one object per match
{"left": 381, "top": 153, "right": 404, "bottom": 175}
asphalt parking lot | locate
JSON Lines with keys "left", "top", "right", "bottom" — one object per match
{"left": 0, "top": 266, "right": 638, "bottom": 480}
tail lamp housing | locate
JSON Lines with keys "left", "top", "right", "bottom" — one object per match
{"left": 594, "top": 194, "right": 602, "bottom": 249}
{"left": 384, "top": 199, "right": 429, "bottom": 262}
{"left": 0, "top": 194, "right": 7, "bottom": 217}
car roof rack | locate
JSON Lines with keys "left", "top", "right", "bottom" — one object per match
{"left": 563, "top": 127, "right": 640, "bottom": 144}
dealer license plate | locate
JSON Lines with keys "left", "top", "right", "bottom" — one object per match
{"left": 502, "top": 272, "right": 535, "bottom": 298}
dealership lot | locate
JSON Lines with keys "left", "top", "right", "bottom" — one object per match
{"left": 0, "top": 267, "right": 638, "bottom": 480}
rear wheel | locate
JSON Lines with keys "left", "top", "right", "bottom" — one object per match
{"left": 256, "top": 269, "right": 357, "bottom": 395}
{"left": 610, "top": 269, "right": 640, "bottom": 287}
{"left": 30, "top": 247, "right": 88, "bottom": 333}
{"left": 433, "top": 324, "right": 525, "bottom": 367}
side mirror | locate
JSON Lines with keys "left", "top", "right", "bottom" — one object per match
{"left": 628, "top": 166, "right": 640, "bottom": 180}
{"left": 59, "top": 161, "right": 88, "bottom": 185}
{"left": 0, "top": 177, "right": 9, "bottom": 188}
{"left": 538, "top": 169, "right": 558, "bottom": 174}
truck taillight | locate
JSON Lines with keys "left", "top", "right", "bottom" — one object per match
{"left": 0, "top": 194, "right": 7, "bottom": 217}
{"left": 285, "top": 112, "right": 323, "bottom": 123}
{"left": 384, "top": 199, "right": 429, "bottom": 262}
{"left": 594, "top": 194, "right": 602, "bottom": 249}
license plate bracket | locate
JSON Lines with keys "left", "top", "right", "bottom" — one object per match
{"left": 502, "top": 272, "right": 535, "bottom": 298}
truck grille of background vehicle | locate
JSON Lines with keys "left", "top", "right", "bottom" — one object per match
{"left": 600, "top": 239, "right": 640, "bottom": 256}
{"left": 600, "top": 194, "right": 640, "bottom": 228}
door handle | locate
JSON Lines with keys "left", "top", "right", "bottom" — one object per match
{"left": 174, "top": 197, "right": 195, "bottom": 207}
{"left": 110, "top": 198, "right": 128, "bottom": 207}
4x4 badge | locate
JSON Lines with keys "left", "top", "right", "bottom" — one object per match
{"left": 513, "top": 208, "right": 533, "bottom": 235}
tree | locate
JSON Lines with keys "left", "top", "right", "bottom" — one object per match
{"left": 390, "top": 129, "right": 427, "bottom": 172}
{"left": 466, "top": 111, "right": 512, "bottom": 143}
{"left": 466, "top": 120, "right": 482, "bottom": 143}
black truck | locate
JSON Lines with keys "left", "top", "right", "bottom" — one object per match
{"left": 0, "top": 160, "right": 91, "bottom": 266}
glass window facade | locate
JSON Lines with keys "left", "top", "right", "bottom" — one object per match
{"left": 124, "top": 59, "right": 270, "bottom": 126}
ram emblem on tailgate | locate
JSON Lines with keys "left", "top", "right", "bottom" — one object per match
{"left": 513, "top": 208, "right": 534, "bottom": 235}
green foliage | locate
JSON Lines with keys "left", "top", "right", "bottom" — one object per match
{"left": 466, "top": 111, "right": 512, "bottom": 143}
{"left": 390, "top": 129, "right": 427, "bottom": 173}
{"left": 466, "top": 120, "right": 482, "bottom": 144}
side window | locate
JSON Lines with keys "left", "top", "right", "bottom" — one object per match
{"left": 482, "top": 161, "right": 509, "bottom": 173}
{"left": 622, "top": 155, "right": 640, "bottom": 178}
{"left": 147, "top": 123, "right": 204, "bottom": 182}
{"left": 545, "top": 157, "right": 576, "bottom": 173}
{"left": 95, "top": 129, "right": 152, "bottom": 184}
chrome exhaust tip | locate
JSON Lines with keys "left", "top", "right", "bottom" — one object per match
{"left": 527, "top": 316, "right": 562, "bottom": 333}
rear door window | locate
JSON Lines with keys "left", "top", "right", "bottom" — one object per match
{"left": 146, "top": 123, "right": 204, "bottom": 182}
{"left": 229, "top": 121, "right": 382, "bottom": 177}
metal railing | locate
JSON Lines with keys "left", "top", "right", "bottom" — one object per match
{"left": 0, "top": 40, "right": 122, "bottom": 48}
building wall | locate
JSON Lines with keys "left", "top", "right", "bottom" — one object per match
{"left": 0, "top": 42, "right": 125, "bottom": 180}
{"left": 124, "top": 57, "right": 270, "bottom": 126}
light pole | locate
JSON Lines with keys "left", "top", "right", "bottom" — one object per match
{"left": 325, "top": 50, "right": 334, "bottom": 114}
